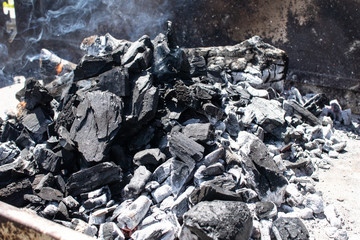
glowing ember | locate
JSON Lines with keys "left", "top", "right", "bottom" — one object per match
{"left": 56, "top": 63, "right": 63, "bottom": 75}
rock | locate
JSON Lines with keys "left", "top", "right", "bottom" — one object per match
{"left": 66, "top": 162, "right": 122, "bottom": 196}
{"left": 117, "top": 195, "right": 152, "bottom": 230}
{"left": 152, "top": 158, "right": 195, "bottom": 196}
{"left": 69, "top": 90, "right": 123, "bottom": 163}
{"left": 123, "top": 166, "right": 151, "bottom": 198}
{"left": 283, "top": 100, "right": 321, "bottom": 126}
{"left": 242, "top": 97, "right": 286, "bottom": 138}
{"left": 98, "top": 222, "right": 125, "bottom": 240}
{"left": 304, "top": 194, "right": 324, "bottom": 214}
{"left": 183, "top": 123, "right": 214, "bottom": 143}
{"left": 169, "top": 131, "right": 204, "bottom": 165}
{"left": 133, "top": 148, "right": 166, "bottom": 167}
{"left": 272, "top": 217, "right": 309, "bottom": 240}
{"left": 122, "top": 35, "right": 153, "bottom": 72}
{"left": 183, "top": 200, "right": 253, "bottom": 240}
{"left": 96, "top": 66, "right": 130, "bottom": 97}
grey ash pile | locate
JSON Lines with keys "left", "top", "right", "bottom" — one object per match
{"left": 0, "top": 23, "right": 356, "bottom": 239}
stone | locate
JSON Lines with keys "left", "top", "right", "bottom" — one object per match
{"left": 242, "top": 97, "right": 286, "bottom": 138}
{"left": 117, "top": 195, "right": 152, "bottom": 230}
{"left": 183, "top": 123, "right": 214, "bottom": 143}
{"left": 98, "top": 222, "right": 125, "bottom": 240}
{"left": 66, "top": 162, "right": 122, "bottom": 196}
{"left": 69, "top": 90, "right": 123, "bottom": 163}
{"left": 96, "top": 66, "right": 130, "bottom": 97}
{"left": 133, "top": 148, "right": 166, "bottom": 167}
{"left": 169, "top": 131, "right": 204, "bottom": 165}
{"left": 152, "top": 158, "right": 195, "bottom": 196}
{"left": 283, "top": 100, "right": 321, "bottom": 126}
{"left": 183, "top": 200, "right": 253, "bottom": 240}
{"left": 123, "top": 166, "right": 152, "bottom": 198}
{"left": 272, "top": 217, "right": 309, "bottom": 240}
{"left": 122, "top": 35, "right": 153, "bottom": 72}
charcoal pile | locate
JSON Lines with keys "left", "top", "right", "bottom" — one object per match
{"left": 0, "top": 23, "right": 355, "bottom": 239}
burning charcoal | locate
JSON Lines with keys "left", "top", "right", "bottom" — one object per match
{"left": 283, "top": 100, "right": 321, "bottom": 126}
{"left": 99, "top": 222, "right": 125, "bottom": 240}
{"left": 242, "top": 97, "right": 286, "bottom": 138}
{"left": 182, "top": 122, "right": 214, "bottom": 143}
{"left": 16, "top": 78, "right": 53, "bottom": 111}
{"left": 152, "top": 32, "right": 190, "bottom": 81}
{"left": 71, "top": 218, "right": 98, "bottom": 237}
{"left": 73, "top": 54, "right": 114, "bottom": 81}
{"left": 152, "top": 184, "right": 172, "bottom": 204}
{"left": 123, "top": 166, "right": 151, "bottom": 198}
{"left": 36, "top": 186, "right": 63, "bottom": 202}
{"left": 183, "top": 200, "right": 253, "bottom": 240}
{"left": 0, "top": 178, "right": 32, "bottom": 207}
{"left": 117, "top": 195, "right": 152, "bottom": 230}
{"left": 304, "top": 93, "right": 329, "bottom": 117}
{"left": 69, "top": 91, "right": 123, "bottom": 163}
{"left": 190, "top": 183, "right": 243, "bottom": 204}
{"left": 256, "top": 201, "right": 277, "bottom": 220}
{"left": 33, "top": 145, "right": 62, "bottom": 173}
{"left": 133, "top": 148, "right": 166, "bottom": 167}
{"left": 62, "top": 195, "right": 80, "bottom": 210}
{"left": 21, "top": 107, "right": 52, "bottom": 142}
{"left": 272, "top": 217, "right": 309, "bottom": 240}
{"left": 40, "top": 48, "right": 77, "bottom": 84}
{"left": 65, "top": 162, "right": 122, "bottom": 196}
{"left": 169, "top": 131, "right": 204, "bottom": 165}
{"left": 96, "top": 66, "right": 130, "bottom": 97}
{"left": 152, "top": 158, "right": 195, "bottom": 196}
{"left": 121, "top": 35, "right": 153, "bottom": 72}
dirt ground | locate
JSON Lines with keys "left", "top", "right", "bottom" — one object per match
{"left": 305, "top": 125, "right": 360, "bottom": 240}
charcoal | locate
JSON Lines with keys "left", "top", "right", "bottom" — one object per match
{"left": 284, "top": 100, "right": 321, "bottom": 126}
{"left": 130, "top": 72, "right": 159, "bottom": 125}
{"left": 42, "top": 202, "right": 59, "bottom": 218}
{"left": 304, "top": 93, "right": 329, "bottom": 117}
{"left": 188, "top": 54, "right": 207, "bottom": 77}
{"left": 123, "top": 165, "right": 151, "bottom": 198}
{"left": 34, "top": 173, "right": 55, "bottom": 193}
{"left": 182, "top": 122, "right": 214, "bottom": 143}
{"left": 69, "top": 91, "right": 123, "bottom": 163}
{"left": 1, "top": 121, "right": 22, "bottom": 143}
{"left": 152, "top": 184, "right": 172, "bottom": 203}
{"left": 65, "top": 162, "right": 122, "bottom": 196}
{"left": 183, "top": 200, "right": 253, "bottom": 240}
{"left": 224, "top": 112, "right": 241, "bottom": 137}
{"left": 98, "top": 222, "right": 125, "bottom": 240}
{"left": 121, "top": 35, "right": 153, "bottom": 72}
{"left": 22, "top": 107, "right": 52, "bottom": 142}
{"left": 169, "top": 131, "right": 204, "bottom": 165}
{"left": 133, "top": 148, "right": 166, "bottom": 167}
{"left": 152, "top": 32, "right": 190, "bottom": 81}
{"left": 190, "top": 183, "right": 243, "bottom": 204}
{"left": 128, "top": 126, "right": 155, "bottom": 151}
{"left": 33, "top": 145, "right": 62, "bottom": 173}
{"left": 71, "top": 218, "right": 98, "bottom": 237}
{"left": 62, "top": 195, "right": 79, "bottom": 210}
{"left": 23, "top": 194, "right": 44, "bottom": 204}
{"left": 272, "top": 217, "right": 309, "bottom": 240}
{"left": 96, "top": 66, "right": 130, "bottom": 97}
{"left": 36, "top": 186, "right": 63, "bottom": 201}
{"left": 56, "top": 201, "right": 69, "bottom": 220}
{"left": 255, "top": 201, "right": 277, "bottom": 219}
{"left": 202, "top": 162, "right": 225, "bottom": 176}
{"left": 243, "top": 97, "right": 286, "bottom": 138}
{"left": 73, "top": 54, "right": 114, "bottom": 81}
{"left": 171, "top": 186, "right": 195, "bottom": 218}
{"left": 202, "top": 103, "right": 224, "bottom": 123}
{"left": 15, "top": 129, "right": 35, "bottom": 149}
{"left": 152, "top": 158, "right": 195, "bottom": 196}
{"left": 201, "top": 147, "right": 225, "bottom": 167}
{"left": 54, "top": 175, "right": 66, "bottom": 193}
{"left": 0, "top": 141, "right": 20, "bottom": 166}
{"left": 0, "top": 178, "right": 32, "bottom": 207}
{"left": 16, "top": 78, "right": 53, "bottom": 110}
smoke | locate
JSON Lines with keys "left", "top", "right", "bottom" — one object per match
{"left": 1, "top": 0, "right": 189, "bottom": 86}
